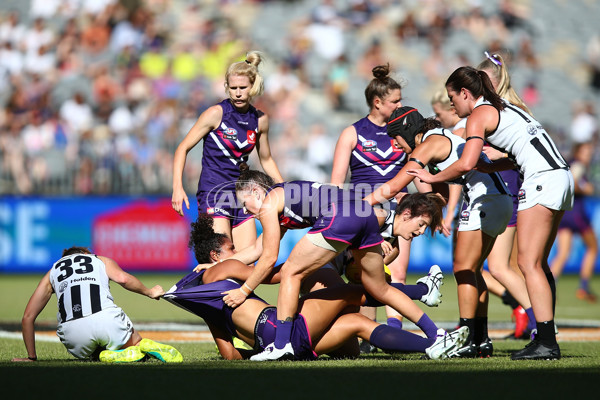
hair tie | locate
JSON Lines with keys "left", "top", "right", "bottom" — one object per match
{"left": 484, "top": 51, "right": 502, "bottom": 66}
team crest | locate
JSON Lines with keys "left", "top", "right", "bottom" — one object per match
{"left": 59, "top": 281, "right": 68, "bottom": 293}
{"left": 223, "top": 128, "right": 237, "bottom": 140}
{"left": 362, "top": 140, "right": 377, "bottom": 152}
{"left": 527, "top": 124, "right": 537, "bottom": 135}
{"left": 247, "top": 130, "right": 257, "bottom": 144}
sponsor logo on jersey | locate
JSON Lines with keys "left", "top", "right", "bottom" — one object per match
{"left": 223, "top": 128, "right": 237, "bottom": 140}
{"left": 73, "top": 304, "right": 82, "bottom": 312}
{"left": 460, "top": 210, "right": 470, "bottom": 221}
{"left": 207, "top": 207, "right": 215, "bottom": 214}
{"left": 391, "top": 139, "right": 403, "bottom": 152}
{"left": 536, "top": 185, "right": 543, "bottom": 191}
{"left": 362, "top": 140, "right": 377, "bottom": 152}
{"left": 376, "top": 130, "right": 388, "bottom": 135}
{"left": 247, "top": 130, "right": 256, "bottom": 144}
{"left": 237, "top": 120, "right": 249, "bottom": 125}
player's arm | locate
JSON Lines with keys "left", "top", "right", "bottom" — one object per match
{"left": 407, "top": 107, "right": 494, "bottom": 183}
{"left": 364, "top": 137, "right": 439, "bottom": 205}
{"left": 256, "top": 112, "right": 284, "bottom": 183}
{"left": 207, "top": 321, "right": 246, "bottom": 360}
{"left": 203, "top": 259, "right": 283, "bottom": 285}
{"left": 12, "top": 271, "right": 53, "bottom": 362}
{"left": 222, "top": 189, "right": 285, "bottom": 307}
{"left": 330, "top": 126, "right": 357, "bottom": 187}
{"left": 100, "top": 256, "right": 164, "bottom": 300}
{"left": 172, "top": 105, "right": 223, "bottom": 216}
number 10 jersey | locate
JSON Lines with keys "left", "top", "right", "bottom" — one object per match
{"left": 49, "top": 254, "right": 116, "bottom": 323}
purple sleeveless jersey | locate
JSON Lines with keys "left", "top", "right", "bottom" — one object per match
{"left": 164, "top": 271, "right": 317, "bottom": 359}
{"left": 559, "top": 159, "right": 592, "bottom": 233}
{"left": 499, "top": 168, "right": 522, "bottom": 227}
{"left": 349, "top": 117, "right": 407, "bottom": 193}
{"left": 270, "top": 181, "right": 383, "bottom": 249}
{"left": 196, "top": 99, "right": 260, "bottom": 225}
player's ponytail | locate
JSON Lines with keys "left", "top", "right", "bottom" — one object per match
{"left": 446, "top": 66, "right": 505, "bottom": 112}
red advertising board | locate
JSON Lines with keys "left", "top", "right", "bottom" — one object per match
{"left": 92, "top": 200, "right": 191, "bottom": 270}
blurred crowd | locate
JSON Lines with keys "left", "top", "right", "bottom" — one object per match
{"left": 0, "top": 0, "right": 598, "bottom": 196}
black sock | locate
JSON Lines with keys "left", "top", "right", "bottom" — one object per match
{"left": 460, "top": 318, "right": 475, "bottom": 344}
{"left": 501, "top": 290, "right": 519, "bottom": 310}
{"left": 546, "top": 272, "right": 557, "bottom": 315}
{"left": 474, "top": 317, "right": 488, "bottom": 345}
{"left": 536, "top": 320, "right": 557, "bottom": 346}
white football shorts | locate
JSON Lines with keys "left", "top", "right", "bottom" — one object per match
{"left": 517, "top": 169, "right": 574, "bottom": 212}
{"left": 459, "top": 193, "right": 513, "bottom": 237}
{"left": 56, "top": 306, "right": 134, "bottom": 359}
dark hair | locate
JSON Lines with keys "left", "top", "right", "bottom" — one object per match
{"left": 395, "top": 193, "right": 445, "bottom": 237}
{"left": 236, "top": 169, "right": 275, "bottom": 192}
{"left": 364, "top": 64, "right": 403, "bottom": 109}
{"left": 188, "top": 214, "right": 229, "bottom": 264}
{"left": 445, "top": 66, "right": 505, "bottom": 111}
{"left": 62, "top": 246, "right": 92, "bottom": 257}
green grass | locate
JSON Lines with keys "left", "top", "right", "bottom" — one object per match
{"left": 1, "top": 273, "right": 599, "bottom": 399}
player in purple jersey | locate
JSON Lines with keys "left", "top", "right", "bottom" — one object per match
{"left": 411, "top": 66, "right": 574, "bottom": 360}
{"left": 164, "top": 214, "right": 467, "bottom": 360}
{"left": 12, "top": 247, "right": 182, "bottom": 363}
{"left": 221, "top": 170, "right": 454, "bottom": 361}
{"left": 551, "top": 141, "right": 597, "bottom": 302}
{"left": 330, "top": 64, "right": 419, "bottom": 335}
{"left": 172, "top": 51, "right": 283, "bottom": 252}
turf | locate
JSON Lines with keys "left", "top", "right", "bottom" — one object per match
{"left": 1, "top": 273, "right": 599, "bottom": 399}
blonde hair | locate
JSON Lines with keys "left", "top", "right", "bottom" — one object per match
{"left": 224, "top": 51, "right": 265, "bottom": 98}
{"left": 477, "top": 53, "right": 533, "bottom": 115}
{"left": 430, "top": 89, "right": 452, "bottom": 110}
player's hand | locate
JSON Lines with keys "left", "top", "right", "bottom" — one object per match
{"left": 222, "top": 288, "right": 248, "bottom": 308}
{"left": 12, "top": 357, "right": 36, "bottom": 362}
{"left": 381, "top": 240, "right": 394, "bottom": 256}
{"left": 441, "top": 217, "right": 453, "bottom": 238}
{"left": 149, "top": 285, "right": 164, "bottom": 300}
{"left": 406, "top": 169, "right": 434, "bottom": 184}
{"left": 482, "top": 146, "right": 506, "bottom": 161}
{"left": 172, "top": 188, "right": 190, "bottom": 217}
{"left": 194, "top": 262, "right": 217, "bottom": 273}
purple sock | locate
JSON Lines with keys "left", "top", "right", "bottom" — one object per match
{"left": 415, "top": 313, "right": 438, "bottom": 340}
{"left": 391, "top": 282, "right": 427, "bottom": 300}
{"left": 369, "top": 325, "right": 432, "bottom": 352}
{"left": 525, "top": 307, "right": 536, "bottom": 331}
{"left": 274, "top": 319, "right": 293, "bottom": 349}
{"left": 363, "top": 283, "right": 426, "bottom": 306}
{"left": 387, "top": 317, "right": 403, "bottom": 329}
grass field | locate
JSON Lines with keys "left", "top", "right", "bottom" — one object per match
{"left": 2, "top": 273, "right": 599, "bottom": 399}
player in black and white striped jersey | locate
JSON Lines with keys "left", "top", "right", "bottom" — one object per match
{"left": 407, "top": 66, "right": 574, "bottom": 360}
{"left": 12, "top": 246, "right": 182, "bottom": 363}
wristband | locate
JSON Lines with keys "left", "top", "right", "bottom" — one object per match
{"left": 239, "top": 285, "right": 250, "bottom": 296}
{"left": 243, "top": 283, "right": 253, "bottom": 293}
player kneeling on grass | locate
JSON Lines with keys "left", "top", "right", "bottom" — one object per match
{"left": 12, "top": 246, "right": 183, "bottom": 363}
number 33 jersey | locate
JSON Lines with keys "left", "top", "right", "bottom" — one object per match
{"left": 49, "top": 254, "right": 115, "bottom": 323}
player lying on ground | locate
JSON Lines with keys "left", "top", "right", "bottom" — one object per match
{"left": 163, "top": 215, "right": 468, "bottom": 360}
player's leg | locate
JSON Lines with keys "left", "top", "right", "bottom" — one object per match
{"left": 353, "top": 246, "right": 439, "bottom": 342}
{"left": 577, "top": 228, "right": 598, "bottom": 302}
{"left": 384, "top": 236, "right": 411, "bottom": 329}
{"left": 549, "top": 228, "right": 572, "bottom": 279}
{"left": 511, "top": 205, "right": 562, "bottom": 360}
{"left": 230, "top": 217, "right": 257, "bottom": 253}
